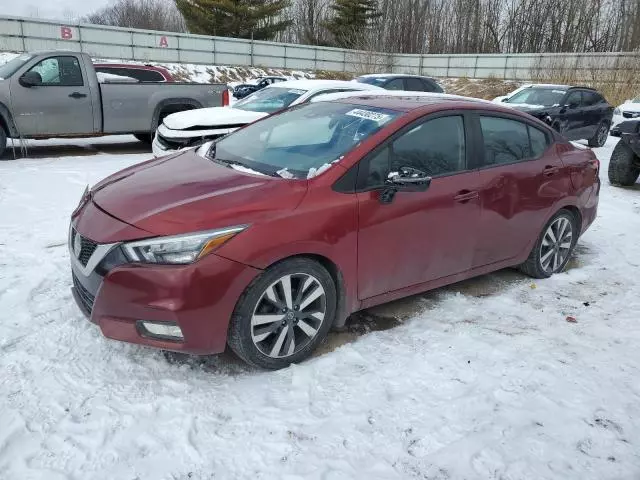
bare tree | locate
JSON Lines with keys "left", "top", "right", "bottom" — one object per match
{"left": 84, "top": 0, "right": 186, "bottom": 32}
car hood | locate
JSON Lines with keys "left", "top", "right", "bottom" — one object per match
{"left": 91, "top": 150, "right": 308, "bottom": 237}
{"left": 163, "top": 107, "right": 268, "bottom": 131}
{"left": 504, "top": 103, "right": 551, "bottom": 113}
{"left": 620, "top": 102, "right": 640, "bottom": 113}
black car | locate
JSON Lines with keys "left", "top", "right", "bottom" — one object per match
{"left": 233, "top": 76, "right": 288, "bottom": 99}
{"left": 501, "top": 85, "right": 613, "bottom": 147}
{"left": 355, "top": 74, "right": 444, "bottom": 93}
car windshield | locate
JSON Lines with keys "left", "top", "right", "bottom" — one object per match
{"left": 357, "top": 76, "right": 389, "bottom": 86}
{"left": 506, "top": 88, "right": 566, "bottom": 107}
{"left": 0, "top": 54, "right": 33, "bottom": 79}
{"left": 213, "top": 102, "right": 400, "bottom": 179}
{"left": 233, "top": 87, "right": 307, "bottom": 113}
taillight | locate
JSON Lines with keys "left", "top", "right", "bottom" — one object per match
{"left": 222, "top": 89, "right": 230, "bottom": 106}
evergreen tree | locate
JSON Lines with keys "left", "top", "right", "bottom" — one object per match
{"left": 175, "top": 0, "right": 291, "bottom": 40}
{"left": 325, "top": 0, "right": 380, "bottom": 48}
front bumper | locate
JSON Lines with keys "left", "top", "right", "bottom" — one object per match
{"left": 70, "top": 223, "right": 261, "bottom": 355}
{"left": 153, "top": 124, "right": 241, "bottom": 157}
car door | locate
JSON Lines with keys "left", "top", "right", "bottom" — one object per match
{"left": 10, "top": 55, "right": 94, "bottom": 135}
{"left": 558, "top": 90, "right": 584, "bottom": 140}
{"left": 356, "top": 113, "right": 482, "bottom": 300}
{"left": 472, "top": 114, "right": 568, "bottom": 267}
{"left": 582, "top": 91, "right": 608, "bottom": 137}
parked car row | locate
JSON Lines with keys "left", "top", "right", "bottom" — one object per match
{"left": 153, "top": 79, "right": 383, "bottom": 156}
{"left": 0, "top": 52, "right": 609, "bottom": 369}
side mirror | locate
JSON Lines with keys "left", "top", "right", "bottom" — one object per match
{"left": 501, "top": 97, "right": 509, "bottom": 102}
{"left": 387, "top": 166, "right": 431, "bottom": 191}
{"left": 19, "top": 71, "right": 42, "bottom": 88}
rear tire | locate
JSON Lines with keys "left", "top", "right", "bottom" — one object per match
{"left": 588, "top": 121, "right": 609, "bottom": 148}
{"left": 519, "top": 209, "right": 578, "bottom": 279}
{"left": 134, "top": 133, "right": 152, "bottom": 144}
{"left": 227, "top": 258, "right": 336, "bottom": 369}
{"left": 608, "top": 141, "right": 640, "bottom": 186}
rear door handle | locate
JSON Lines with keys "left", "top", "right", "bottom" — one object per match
{"left": 69, "top": 92, "right": 87, "bottom": 99}
{"left": 454, "top": 190, "right": 479, "bottom": 203}
{"left": 543, "top": 165, "right": 559, "bottom": 176}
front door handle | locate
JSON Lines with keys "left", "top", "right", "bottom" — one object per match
{"left": 454, "top": 190, "right": 479, "bottom": 203}
{"left": 69, "top": 92, "right": 87, "bottom": 99}
{"left": 543, "top": 165, "right": 559, "bottom": 176}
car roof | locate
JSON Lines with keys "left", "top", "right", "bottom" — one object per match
{"left": 325, "top": 92, "right": 525, "bottom": 114}
{"left": 314, "top": 91, "right": 491, "bottom": 107}
{"left": 268, "top": 79, "right": 380, "bottom": 91}
{"left": 357, "top": 73, "right": 438, "bottom": 81}
{"left": 521, "top": 84, "right": 597, "bottom": 92}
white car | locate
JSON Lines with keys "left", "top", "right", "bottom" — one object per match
{"left": 611, "top": 97, "right": 640, "bottom": 136}
{"left": 152, "top": 79, "right": 383, "bottom": 156}
{"left": 492, "top": 84, "right": 533, "bottom": 103}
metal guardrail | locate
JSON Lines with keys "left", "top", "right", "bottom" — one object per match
{"left": 0, "top": 15, "right": 638, "bottom": 79}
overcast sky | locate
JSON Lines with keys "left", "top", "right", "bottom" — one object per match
{"left": 5, "top": 0, "right": 109, "bottom": 21}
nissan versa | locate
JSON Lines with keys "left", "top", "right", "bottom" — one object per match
{"left": 70, "top": 95, "right": 600, "bottom": 369}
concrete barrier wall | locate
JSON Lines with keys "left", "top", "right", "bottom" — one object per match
{"left": 0, "top": 15, "right": 637, "bottom": 80}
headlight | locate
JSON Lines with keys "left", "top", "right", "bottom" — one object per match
{"left": 72, "top": 185, "right": 90, "bottom": 215}
{"left": 123, "top": 226, "right": 247, "bottom": 264}
{"left": 614, "top": 108, "right": 621, "bottom": 115}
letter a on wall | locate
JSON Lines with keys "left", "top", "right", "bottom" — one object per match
{"left": 159, "top": 36, "right": 169, "bottom": 48}
{"left": 61, "top": 26, "right": 73, "bottom": 40}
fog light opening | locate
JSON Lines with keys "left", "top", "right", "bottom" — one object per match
{"left": 138, "top": 321, "right": 184, "bottom": 342}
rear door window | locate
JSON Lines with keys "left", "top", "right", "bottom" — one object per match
{"left": 564, "top": 91, "right": 583, "bottom": 108}
{"left": 405, "top": 77, "right": 425, "bottom": 91}
{"left": 480, "top": 116, "right": 530, "bottom": 165}
{"left": 385, "top": 78, "right": 405, "bottom": 90}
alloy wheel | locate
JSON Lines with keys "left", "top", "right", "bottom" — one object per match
{"left": 539, "top": 216, "right": 573, "bottom": 274}
{"left": 597, "top": 124, "right": 608, "bottom": 146}
{"left": 250, "top": 273, "right": 326, "bottom": 358}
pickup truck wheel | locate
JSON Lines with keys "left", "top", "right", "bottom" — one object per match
{"left": 519, "top": 209, "right": 577, "bottom": 279}
{"left": 227, "top": 258, "right": 336, "bottom": 370}
{"left": 0, "top": 127, "right": 7, "bottom": 160}
{"left": 588, "top": 121, "right": 609, "bottom": 148}
{"left": 134, "top": 133, "right": 152, "bottom": 145}
{"left": 608, "top": 140, "right": 640, "bottom": 186}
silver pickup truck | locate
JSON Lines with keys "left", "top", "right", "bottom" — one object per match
{"left": 0, "top": 51, "right": 227, "bottom": 158}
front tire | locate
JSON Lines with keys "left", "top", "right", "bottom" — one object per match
{"left": 588, "top": 121, "right": 609, "bottom": 147}
{"left": 227, "top": 258, "right": 336, "bottom": 369}
{"left": 0, "top": 126, "right": 7, "bottom": 160}
{"left": 134, "top": 133, "right": 152, "bottom": 145}
{"left": 608, "top": 141, "right": 640, "bottom": 186}
{"left": 519, "top": 210, "right": 578, "bottom": 279}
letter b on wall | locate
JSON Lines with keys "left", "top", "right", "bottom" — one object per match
{"left": 159, "top": 36, "right": 168, "bottom": 48}
{"left": 61, "top": 26, "right": 73, "bottom": 40}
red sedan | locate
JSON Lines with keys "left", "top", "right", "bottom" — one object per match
{"left": 70, "top": 95, "right": 600, "bottom": 369}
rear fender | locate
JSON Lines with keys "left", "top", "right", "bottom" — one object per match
{"left": 152, "top": 99, "right": 204, "bottom": 131}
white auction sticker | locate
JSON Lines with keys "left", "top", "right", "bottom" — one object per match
{"left": 288, "top": 89, "right": 306, "bottom": 94}
{"left": 345, "top": 109, "right": 391, "bottom": 122}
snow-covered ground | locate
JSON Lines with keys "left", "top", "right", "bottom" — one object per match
{"left": 1, "top": 136, "right": 640, "bottom": 479}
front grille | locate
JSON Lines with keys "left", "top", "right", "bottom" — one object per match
{"left": 72, "top": 273, "right": 95, "bottom": 314}
{"left": 72, "top": 229, "right": 98, "bottom": 266}
{"left": 622, "top": 112, "right": 638, "bottom": 119}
